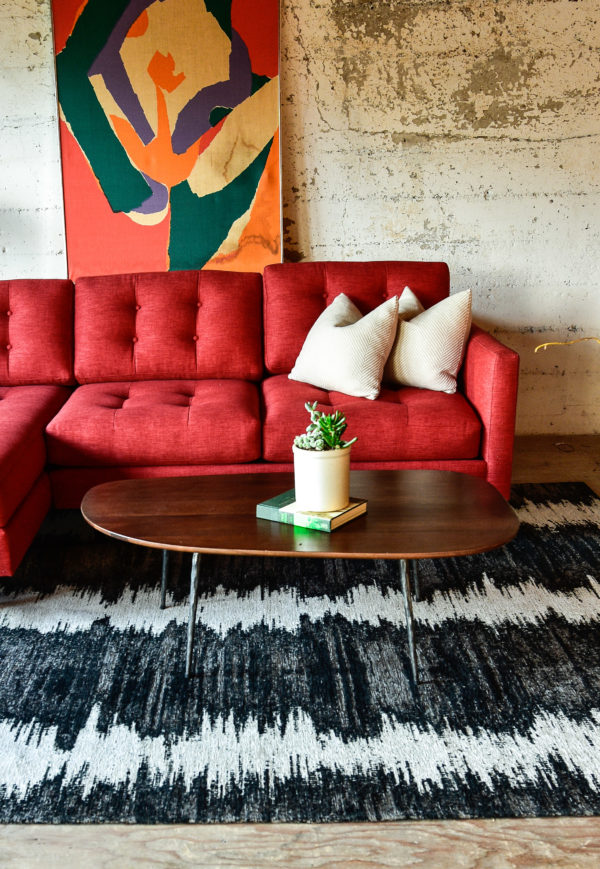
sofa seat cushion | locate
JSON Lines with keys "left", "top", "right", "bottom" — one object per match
{"left": 262, "top": 375, "right": 481, "bottom": 463}
{"left": 0, "top": 385, "right": 71, "bottom": 524}
{"left": 46, "top": 380, "right": 261, "bottom": 467}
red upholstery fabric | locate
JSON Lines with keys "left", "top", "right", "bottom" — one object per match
{"left": 51, "top": 464, "right": 282, "bottom": 508}
{"left": 0, "top": 279, "right": 74, "bottom": 385}
{"left": 46, "top": 380, "right": 261, "bottom": 467}
{"left": 461, "top": 324, "right": 519, "bottom": 499}
{"left": 75, "top": 270, "right": 263, "bottom": 383}
{"left": 261, "top": 375, "right": 481, "bottom": 463}
{"left": 50, "top": 461, "right": 486, "bottom": 510}
{"left": 0, "top": 473, "right": 51, "bottom": 576}
{"left": 0, "top": 385, "right": 72, "bottom": 524}
{"left": 263, "top": 261, "right": 450, "bottom": 374}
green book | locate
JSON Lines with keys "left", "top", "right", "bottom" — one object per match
{"left": 256, "top": 489, "right": 367, "bottom": 532}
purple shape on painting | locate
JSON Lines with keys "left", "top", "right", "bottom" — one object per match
{"left": 89, "top": 0, "right": 163, "bottom": 145}
{"left": 133, "top": 173, "right": 169, "bottom": 214}
{"left": 171, "top": 29, "right": 252, "bottom": 154}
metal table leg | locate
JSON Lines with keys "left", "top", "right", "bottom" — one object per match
{"left": 160, "top": 550, "right": 169, "bottom": 610}
{"left": 410, "top": 559, "right": 421, "bottom": 602}
{"left": 400, "top": 558, "right": 418, "bottom": 684}
{"left": 186, "top": 552, "right": 200, "bottom": 677}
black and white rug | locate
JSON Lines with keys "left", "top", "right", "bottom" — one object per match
{"left": 0, "top": 482, "right": 599, "bottom": 823}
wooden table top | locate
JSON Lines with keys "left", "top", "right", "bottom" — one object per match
{"left": 80, "top": 470, "right": 519, "bottom": 561}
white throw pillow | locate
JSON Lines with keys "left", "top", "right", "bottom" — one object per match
{"left": 289, "top": 293, "right": 399, "bottom": 400}
{"left": 396, "top": 285, "right": 425, "bottom": 321}
{"left": 381, "top": 286, "right": 424, "bottom": 386}
{"left": 383, "top": 289, "right": 472, "bottom": 393}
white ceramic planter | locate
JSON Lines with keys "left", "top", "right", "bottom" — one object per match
{"left": 292, "top": 445, "right": 352, "bottom": 512}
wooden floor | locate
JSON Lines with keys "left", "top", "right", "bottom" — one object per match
{"left": 2, "top": 435, "right": 600, "bottom": 868}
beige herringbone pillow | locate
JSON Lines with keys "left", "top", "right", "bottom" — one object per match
{"left": 381, "top": 286, "right": 423, "bottom": 386}
{"left": 289, "top": 293, "right": 398, "bottom": 399}
{"left": 396, "top": 285, "right": 425, "bottom": 321}
{"left": 384, "top": 289, "right": 472, "bottom": 393}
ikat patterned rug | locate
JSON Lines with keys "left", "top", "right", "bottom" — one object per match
{"left": 1, "top": 482, "right": 599, "bottom": 823}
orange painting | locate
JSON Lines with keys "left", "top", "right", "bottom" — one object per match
{"left": 52, "top": 0, "right": 281, "bottom": 278}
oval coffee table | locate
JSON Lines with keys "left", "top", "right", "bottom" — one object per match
{"left": 81, "top": 470, "right": 519, "bottom": 683}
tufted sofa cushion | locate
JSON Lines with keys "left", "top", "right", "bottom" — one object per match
{"left": 46, "top": 380, "right": 261, "bottom": 466}
{"left": 75, "top": 270, "right": 263, "bottom": 383}
{"left": 263, "top": 261, "right": 450, "bottom": 375}
{"left": 261, "top": 376, "right": 481, "bottom": 463}
{"left": 0, "top": 279, "right": 74, "bottom": 385}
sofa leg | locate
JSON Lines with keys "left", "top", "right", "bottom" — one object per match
{"left": 160, "top": 549, "right": 169, "bottom": 609}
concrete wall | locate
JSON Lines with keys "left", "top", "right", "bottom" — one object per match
{"left": 1, "top": 0, "right": 598, "bottom": 433}
{"left": 0, "top": 0, "right": 65, "bottom": 277}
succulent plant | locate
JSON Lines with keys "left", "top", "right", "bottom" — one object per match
{"left": 293, "top": 401, "right": 358, "bottom": 451}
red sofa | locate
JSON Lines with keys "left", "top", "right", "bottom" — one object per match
{"left": 1, "top": 262, "right": 519, "bottom": 576}
{"left": 0, "top": 279, "right": 74, "bottom": 575}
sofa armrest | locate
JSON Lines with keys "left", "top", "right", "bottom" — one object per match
{"left": 461, "top": 325, "right": 519, "bottom": 499}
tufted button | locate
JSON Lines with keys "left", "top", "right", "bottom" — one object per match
{"left": 135, "top": 304, "right": 141, "bottom": 311}
{"left": 132, "top": 336, "right": 138, "bottom": 343}
{"left": 192, "top": 335, "right": 199, "bottom": 342}
{"left": 6, "top": 310, "right": 11, "bottom": 317}
{"left": 196, "top": 301, "right": 202, "bottom": 309}
{"left": 6, "top": 344, "right": 11, "bottom": 351}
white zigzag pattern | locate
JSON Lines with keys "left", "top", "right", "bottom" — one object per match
{"left": 0, "top": 574, "right": 598, "bottom": 636}
{"left": 1, "top": 703, "right": 599, "bottom": 800}
{"left": 0, "top": 495, "right": 598, "bottom": 806}
{"left": 515, "top": 498, "right": 600, "bottom": 529}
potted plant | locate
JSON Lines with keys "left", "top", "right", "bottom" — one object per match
{"left": 292, "top": 401, "right": 357, "bottom": 512}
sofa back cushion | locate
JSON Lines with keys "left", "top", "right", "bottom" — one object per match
{"left": 0, "top": 279, "right": 74, "bottom": 385}
{"left": 263, "top": 261, "right": 450, "bottom": 374}
{"left": 75, "top": 270, "right": 263, "bottom": 383}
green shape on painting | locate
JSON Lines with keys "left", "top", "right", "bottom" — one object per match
{"left": 205, "top": 0, "right": 232, "bottom": 37}
{"left": 56, "top": 0, "right": 151, "bottom": 213}
{"left": 251, "top": 74, "right": 271, "bottom": 95}
{"left": 168, "top": 138, "right": 272, "bottom": 270}
{"left": 209, "top": 107, "right": 233, "bottom": 126}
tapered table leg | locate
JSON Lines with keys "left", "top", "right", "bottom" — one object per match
{"left": 185, "top": 552, "right": 200, "bottom": 677}
{"left": 160, "top": 550, "right": 169, "bottom": 610}
{"left": 410, "top": 559, "right": 421, "bottom": 602}
{"left": 400, "top": 558, "right": 418, "bottom": 684}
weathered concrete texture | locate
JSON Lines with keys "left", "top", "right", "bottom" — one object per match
{"left": 0, "top": 0, "right": 66, "bottom": 278}
{"left": 498, "top": 329, "right": 600, "bottom": 435}
{"left": 0, "top": 0, "right": 597, "bottom": 433}
{"left": 281, "top": 0, "right": 600, "bottom": 433}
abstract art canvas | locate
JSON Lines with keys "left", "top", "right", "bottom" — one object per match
{"left": 51, "top": 0, "right": 280, "bottom": 279}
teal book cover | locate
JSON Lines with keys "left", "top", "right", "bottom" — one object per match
{"left": 256, "top": 490, "right": 367, "bottom": 532}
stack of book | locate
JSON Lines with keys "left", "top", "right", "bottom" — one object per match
{"left": 256, "top": 488, "right": 367, "bottom": 532}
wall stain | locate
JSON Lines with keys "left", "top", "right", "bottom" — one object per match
{"left": 284, "top": 247, "right": 306, "bottom": 262}
{"left": 329, "top": 0, "right": 420, "bottom": 43}
{"left": 320, "top": 1, "right": 585, "bottom": 136}
{"left": 452, "top": 46, "right": 542, "bottom": 129}
{"left": 282, "top": 216, "right": 305, "bottom": 261}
